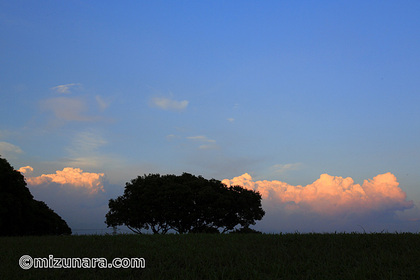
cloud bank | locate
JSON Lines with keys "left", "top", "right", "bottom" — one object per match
{"left": 223, "top": 173, "right": 414, "bottom": 232}
{"left": 25, "top": 167, "right": 105, "bottom": 194}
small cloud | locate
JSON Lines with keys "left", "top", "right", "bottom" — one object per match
{"left": 187, "top": 135, "right": 218, "bottom": 150}
{"left": 95, "top": 95, "right": 110, "bottom": 110}
{"left": 0, "top": 141, "right": 23, "bottom": 156}
{"left": 150, "top": 97, "right": 189, "bottom": 111}
{"left": 186, "top": 135, "right": 216, "bottom": 143}
{"left": 198, "top": 144, "right": 219, "bottom": 150}
{"left": 26, "top": 167, "right": 105, "bottom": 194}
{"left": 166, "top": 134, "right": 179, "bottom": 141}
{"left": 227, "top": 118, "right": 235, "bottom": 123}
{"left": 271, "top": 163, "right": 302, "bottom": 174}
{"left": 18, "top": 166, "right": 33, "bottom": 175}
{"left": 51, "top": 83, "right": 81, "bottom": 94}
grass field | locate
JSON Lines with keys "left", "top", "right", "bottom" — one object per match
{"left": 1, "top": 233, "right": 419, "bottom": 280}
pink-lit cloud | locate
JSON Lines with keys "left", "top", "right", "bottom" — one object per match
{"left": 18, "top": 165, "right": 33, "bottom": 175}
{"left": 24, "top": 167, "right": 105, "bottom": 194}
{"left": 222, "top": 173, "right": 413, "bottom": 216}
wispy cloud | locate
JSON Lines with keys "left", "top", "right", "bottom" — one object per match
{"left": 271, "top": 163, "right": 302, "bottom": 174}
{"left": 51, "top": 83, "right": 81, "bottom": 94}
{"left": 64, "top": 131, "right": 109, "bottom": 169}
{"left": 41, "top": 97, "right": 99, "bottom": 122}
{"left": 150, "top": 97, "right": 189, "bottom": 111}
{"left": 0, "top": 141, "right": 23, "bottom": 157}
{"left": 68, "top": 131, "right": 107, "bottom": 154}
{"left": 187, "top": 135, "right": 218, "bottom": 150}
{"left": 95, "top": 95, "right": 110, "bottom": 110}
{"left": 186, "top": 135, "right": 216, "bottom": 143}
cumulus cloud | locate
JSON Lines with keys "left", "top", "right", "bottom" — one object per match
{"left": 51, "top": 83, "right": 81, "bottom": 94}
{"left": 25, "top": 167, "right": 105, "bottom": 194}
{"left": 22, "top": 166, "right": 114, "bottom": 233}
{"left": 222, "top": 173, "right": 413, "bottom": 216}
{"left": 150, "top": 97, "right": 189, "bottom": 111}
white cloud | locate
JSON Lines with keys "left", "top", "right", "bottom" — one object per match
{"left": 186, "top": 135, "right": 216, "bottom": 143}
{"left": 51, "top": 83, "right": 81, "bottom": 94}
{"left": 227, "top": 118, "right": 235, "bottom": 123}
{"left": 0, "top": 141, "right": 23, "bottom": 156}
{"left": 150, "top": 97, "right": 189, "bottom": 111}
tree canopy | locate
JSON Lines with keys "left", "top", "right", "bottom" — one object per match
{"left": 105, "top": 173, "right": 265, "bottom": 234}
{"left": 0, "top": 156, "right": 71, "bottom": 235}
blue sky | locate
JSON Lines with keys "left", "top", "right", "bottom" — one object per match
{"left": 1, "top": 1, "right": 420, "bottom": 233}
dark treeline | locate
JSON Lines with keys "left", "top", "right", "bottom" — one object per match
{"left": 105, "top": 173, "right": 265, "bottom": 234}
{"left": 0, "top": 156, "right": 71, "bottom": 236}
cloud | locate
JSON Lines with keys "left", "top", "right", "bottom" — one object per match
{"left": 186, "top": 135, "right": 216, "bottom": 143}
{"left": 62, "top": 131, "right": 115, "bottom": 169}
{"left": 23, "top": 166, "right": 114, "bottom": 233}
{"left": 227, "top": 118, "right": 235, "bottom": 123}
{"left": 0, "top": 141, "right": 23, "bottom": 156}
{"left": 271, "top": 163, "right": 302, "bottom": 174}
{"left": 187, "top": 135, "right": 218, "bottom": 150}
{"left": 18, "top": 166, "right": 33, "bottom": 175}
{"left": 68, "top": 131, "right": 107, "bottom": 154}
{"left": 51, "top": 83, "right": 81, "bottom": 94}
{"left": 222, "top": 173, "right": 413, "bottom": 217}
{"left": 95, "top": 95, "right": 110, "bottom": 110}
{"left": 150, "top": 97, "right": 189, "bottom": 111}
{"left": 41, "top": 97, "right": 98, "bottom": 122}
{"left": 26, "top": 167, "right": 105, "bottom": 194}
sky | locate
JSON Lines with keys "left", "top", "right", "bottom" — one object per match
{"left": 1, "top": 0, "right": 420, "bottom": 234}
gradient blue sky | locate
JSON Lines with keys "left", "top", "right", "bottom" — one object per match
{"left": 1, "top": 1, "right": 419, "bottom": 233}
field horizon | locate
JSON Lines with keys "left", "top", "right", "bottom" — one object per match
{"left": 2, "top": 232, "right": 419, "bottom": 279}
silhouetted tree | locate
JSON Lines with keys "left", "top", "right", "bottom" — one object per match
{"left": 0, "top": 156, "right": 71, "bottom": 235}
{"left": 105, "top": 173, "right": 265, "bottom": 234}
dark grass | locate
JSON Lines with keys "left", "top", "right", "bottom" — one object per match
{"left": 1, "top": 233, "right": 419, "bottom": 279}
